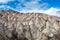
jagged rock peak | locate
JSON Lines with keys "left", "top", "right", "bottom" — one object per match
{"left": 0, "top": 10, "right": 60, "bottom": 40}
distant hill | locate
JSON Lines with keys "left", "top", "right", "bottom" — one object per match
{"left": 0, "top": 10, "right": 60, "bottom": 40}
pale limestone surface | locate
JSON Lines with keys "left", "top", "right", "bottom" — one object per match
{"left": 0, "top": 10, "right": 60, "bottom": 40}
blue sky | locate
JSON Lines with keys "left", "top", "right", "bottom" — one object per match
{"left": 0, "top": 0, "right": 60, "bottom": 10}
{"left": 0, "top": 0, "right": 60, "bottom": 17}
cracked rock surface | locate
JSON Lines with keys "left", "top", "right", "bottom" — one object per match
{"left": 0, "top": 10, "right": 60, "bottom": 40}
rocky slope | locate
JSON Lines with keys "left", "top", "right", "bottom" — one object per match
{"left": 0, "top": 10, "right": 60, "bottom": 40}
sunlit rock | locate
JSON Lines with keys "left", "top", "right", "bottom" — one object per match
{"left": 0, "top": 10, "right": 60, "bottom": 40}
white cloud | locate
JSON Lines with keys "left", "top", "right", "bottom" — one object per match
{"left": 0, "top": 5, "right": 14, "bottom": 10}
{"left": 0, "top": 5, "right": 5, "bottom": 8}
{"left": 19, "top": 7, "right": 60, "bottom": 17}
{"left": 24, "top": 1, "right": 48, "bottom": 10}
{"left": 16, "top": 0, "right": 48, "bottom": 11}
{"left": 0, "top": 0, "right": 15, "bottom": 4}
{"left": 44, "top": 7, "right": 60, "bottom": 17}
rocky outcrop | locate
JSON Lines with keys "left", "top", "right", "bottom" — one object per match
{"left": 0, "top": 10, "right": 60, "bottom": 40}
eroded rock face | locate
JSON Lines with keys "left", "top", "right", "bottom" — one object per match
{"left": 0, "top": 10, "right": 60, "bottom": 40}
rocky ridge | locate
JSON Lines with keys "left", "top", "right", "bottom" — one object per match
{"left": 0, "top": 10, "right": 60, "bottom": 40}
